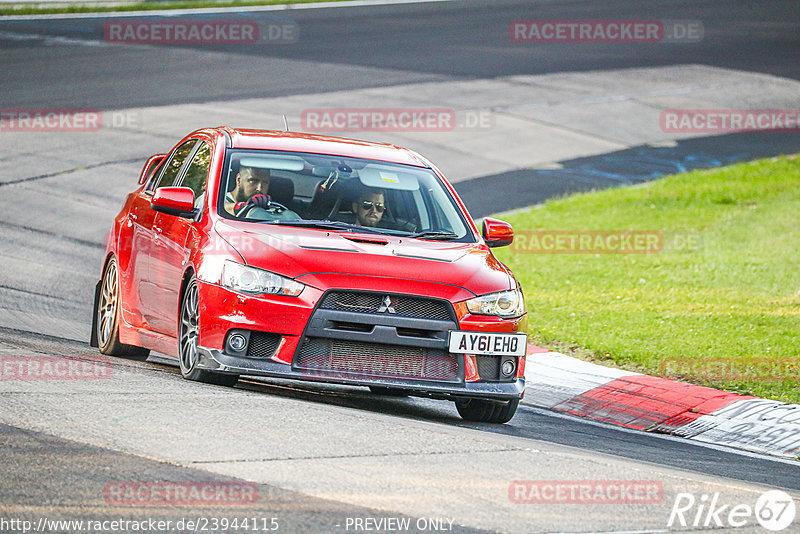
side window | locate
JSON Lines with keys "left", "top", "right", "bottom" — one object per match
{"left": 143, "top": 158, "right": 166, "bottom": 190}
{"left": 154, "top": 140, "right": 196, "bottom": 190}
{"left": 180, "top": 142, "right": 211, "bottom": 206}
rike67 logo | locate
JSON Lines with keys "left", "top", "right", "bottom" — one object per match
{"left": 669, "top": 490, "right": 796, "bottom": 531}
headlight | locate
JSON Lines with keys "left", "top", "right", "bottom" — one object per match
{"left": 465, "top": 288, "right": 525, "bottom": 318}
{"left": 221, "top": 261, "right": 304, "bottom": 297}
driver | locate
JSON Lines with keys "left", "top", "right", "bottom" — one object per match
{"left": 225, "top": 165, "right": 271, "bottom": 216}
{"left": 352, "top": 188, "right": 386, "bottom": 228}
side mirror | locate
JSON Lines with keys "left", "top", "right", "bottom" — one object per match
{"left": 151, "top": 187, "right": 198, "bottom": 219}
{"left": 139, "top": 153, "right": 167, "bottom": 185}
{"left": 482, "top": 217, "right": 514, "bottom": 248}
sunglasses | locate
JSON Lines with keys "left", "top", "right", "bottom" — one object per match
{"left": 359, "top": 200, "right": 386, "bottom": 213}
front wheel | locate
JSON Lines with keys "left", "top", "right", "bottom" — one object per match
{"left": 179, "top": 276, "right": 239, "bottom": 387}
{"left": 96, "top": 257, "right": 149, "bottom": 360}
{"left": 455, "top": 398, "right": 519, "bottom": 424}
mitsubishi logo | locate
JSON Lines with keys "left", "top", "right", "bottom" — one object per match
{"left": 377, "top": 295, "right": 397, "bottom": 314}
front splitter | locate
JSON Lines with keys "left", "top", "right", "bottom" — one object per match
{"left": 196, "top": 346, "right": 524, "bottom": 402}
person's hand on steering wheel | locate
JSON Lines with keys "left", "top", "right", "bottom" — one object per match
{"left": 234, "top": 194, "right": 270, "bottom": 216}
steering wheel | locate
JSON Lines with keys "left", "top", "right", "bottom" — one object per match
{"left": 237, "top": 201, "right": 289, "bottom": 218}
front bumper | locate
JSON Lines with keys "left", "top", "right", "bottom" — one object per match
{"left": 195, "top": 346, "right": 525, "bottom": 401}
{"left": 197, "top": 283, "right": 526, "bottom": 401}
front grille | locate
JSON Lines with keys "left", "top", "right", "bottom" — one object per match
{"left": 246, "top": 332, "right": 281, "bottom": 358}
{"left": 476, "top": 355, "right": 516, "bottom": 382}
{"left": 319, "top": 291, "right": 452, "bottom": 321}
{"left": 476, "top": 355, "right": 500, "bottom": 380}
{"left": 294, "top": 338, "right": 457, "bottom": 381}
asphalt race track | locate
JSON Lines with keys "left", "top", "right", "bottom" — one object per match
{"left": 1, "top": 0, "right": 799, "bottom": 109}
{"left": 0, "top": 1, "right": 799, "bottom": 532}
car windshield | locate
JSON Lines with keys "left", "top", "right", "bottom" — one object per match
{"left": 219, "top": 149, "right": 472, "bottom": 241}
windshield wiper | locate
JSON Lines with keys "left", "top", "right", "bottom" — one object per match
{"left": 407, "top": 230, "right": 459, "bottom": 240}
{"left": 262, "top": 220, "right": 383, "bottom": 234}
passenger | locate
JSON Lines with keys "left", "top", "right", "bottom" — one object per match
{"left": 352, "top": 188, "right": 386, "bottom": 227}
{"left": 225, "top": 165, "right": 271, "bottom": 216}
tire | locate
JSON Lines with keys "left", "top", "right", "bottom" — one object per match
{"left": 96, "top": 257, "right": 150, "bottom": 360}
{"left": 178, "top": 275, "right": 239, "bottom": 387}
{"left": 455, "top": 398, "right": 519, "bottom": 424}
{"left": 369, "top": 386, "right": 409, "bottom": 397}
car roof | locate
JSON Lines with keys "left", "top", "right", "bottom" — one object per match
{"left": 216, "top": 127, "right": 429, "bottom": 168}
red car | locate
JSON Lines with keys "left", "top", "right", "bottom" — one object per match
{"left": 92, "top": 127, "right": 528, "bottom": 423}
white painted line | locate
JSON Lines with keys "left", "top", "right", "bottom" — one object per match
{"left": 0, "top": 29, "right": 108, "bottom": 45}
{"left": 531, "top": 162, "right": 564, "bottom": 170}
{"left": 647, "top": 140, "right": 678, "bottom": 148}
{"left": 0, "top": 0, "right": 457, "bottom": 20}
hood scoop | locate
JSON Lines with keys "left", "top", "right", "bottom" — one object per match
{"left": 343, "top": 236, "right": 389, "bottom": 246}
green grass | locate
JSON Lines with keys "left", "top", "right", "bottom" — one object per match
{"left": 0, "top": 0, "right": 349, "bottom": 16}
{"left": 494, "top": 155, "right": 800, "bottom": 404}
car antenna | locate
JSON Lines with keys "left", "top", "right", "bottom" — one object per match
{"left": 282, "top": 114, "right": 290, "bottom": 132}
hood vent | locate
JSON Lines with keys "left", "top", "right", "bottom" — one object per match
{"left": 343, "top": 236, "right": 388, "bottom": 246}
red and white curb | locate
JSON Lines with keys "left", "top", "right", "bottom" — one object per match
{"left": 523, "top": 344, "right": 800, "bottom": 460}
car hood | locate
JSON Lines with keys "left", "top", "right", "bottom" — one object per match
{"left": 213, "top": 219, "right": 514, "bottom": 298}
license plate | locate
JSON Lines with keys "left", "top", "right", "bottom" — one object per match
{"left": 448, "top": 331, "right": 527, "bottom": 356}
